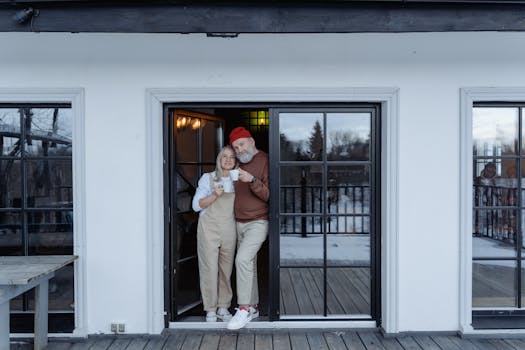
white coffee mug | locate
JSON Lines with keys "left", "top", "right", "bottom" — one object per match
{"left": 230, "top": 169, "right": 239, "bottom": 181}
{"left": 222, "top": 181, "right": 234, "bottom": 193}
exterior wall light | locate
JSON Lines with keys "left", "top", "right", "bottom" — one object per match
{"left": 13, "top": 7, "right": 38, "bottom": 24}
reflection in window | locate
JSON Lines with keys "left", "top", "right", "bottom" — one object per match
{"left": 0, "top": 105, "right": 74, "bottom": 332}
{"left": 472, "top": 105, "right": 524, "bottom": 312}
{"left": 327, "top": 113, "right": 371, "bottom": 161}
{"left": 280, "top": 113, "right": 323, "bottom": 161}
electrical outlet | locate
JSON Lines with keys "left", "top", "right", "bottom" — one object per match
{"left": 118, "top": 323, "right": 125, "bottom": 333}
{"left": 110, "top": 323, "right": 118, "bottom": 333}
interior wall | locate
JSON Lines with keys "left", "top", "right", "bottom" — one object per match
{"left": 1, "top": 32, "right": 525, "bottom": 333}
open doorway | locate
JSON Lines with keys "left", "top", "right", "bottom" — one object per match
{"left": 163, "top": 106, "right": 270, "bottom": 321}
{"left": 163, "top": 103, "right": 381, "bottom": 324}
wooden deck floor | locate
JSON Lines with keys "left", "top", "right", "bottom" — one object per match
{"left": 10, "top": 330, "right": 525, "bottom": 350}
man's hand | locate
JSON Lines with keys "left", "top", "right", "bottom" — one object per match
{"left": 238, "top": 168, "right": 255, "bottom": 183}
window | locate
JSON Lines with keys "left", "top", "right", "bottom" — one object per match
{"left": 0, "top": 105, "right": 74, "bottom": 332}
{"left": 472, "top": 104, "right": 525, "bottom": 328}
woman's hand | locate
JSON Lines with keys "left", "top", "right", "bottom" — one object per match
{"left": 214, "top": 184, "right": 224, "bottom": 197}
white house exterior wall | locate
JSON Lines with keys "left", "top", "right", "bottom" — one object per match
{"left": 1, "top": 32, "right": 525, "bottom": 334}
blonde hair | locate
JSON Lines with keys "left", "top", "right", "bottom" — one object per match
{"left": 214, "top": 145, "right": 237, "bottom": 181}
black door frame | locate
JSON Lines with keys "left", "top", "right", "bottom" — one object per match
{"left": 162, "top": 102, "right": 381, "bottom": 325}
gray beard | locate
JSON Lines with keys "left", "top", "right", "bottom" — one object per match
{"left": 237, "top": 151, "right": 254, "bottom": 164}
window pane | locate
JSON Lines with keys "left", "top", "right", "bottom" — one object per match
{"left": 473, "top": 107, "right": 518, "bottom": 156}
{"left": 28, "top": 211, "right": 73, "bottom": 255}
{"left": 473, "top": 260, "right": 516, "bottom": 307}
{"left": 28, "top": 263, "right": 74, "bottom": 312}
{"left": 473, "top": 209, "right": 516, "bottom": 258}
{"left": 327, "top": 232, "right": 370, "bottom": 267}
{"left": 0, "top": 159, "right": 22, "bottom": 208}
{"left": 327, "top": 165, "right": 369, "bottom": 215}
{"left": 24, "top": 108, "right": 72, "bottom": 157}
{"left": 327, "top": 215, "right": 369, "bottom": 235}
{"left": 280, "top": 166, "right": 323, "bottom": 214}
{"left": 327, "top": 268, "right": 371, "bottom": 316}
{"left": 27, "top": 160, "right": 73, "bottom": 208}
{"left": 176, "top": 258, "right": 200, "bottom": 313}
{"left": 280, "top": 267, "right": 323, "bottom": 316}
{"left": 175, "top": 115, "right": 198, "bottom": 162}
{"left": 280, "top": 217, "right": 322, "bottom": 266}
{"left": 0, "top": 108, "right": 21, "bottom": 157}
{"left": 0, "top": 212, "right": 22, "bottom": 255}
{"left": 280, "top": 113, "right": 323, "bottom": 161}
{"left": 327, "top": 113, "right": 371, "bottom": 161}
{"left": 202, "top": 120, "right": 222, "bottom": 163}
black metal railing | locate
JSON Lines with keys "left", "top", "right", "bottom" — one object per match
{"left": 280, "top": 185, "right": 370, "bottom": 236}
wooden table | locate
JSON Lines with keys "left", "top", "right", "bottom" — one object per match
{"left": 0, "top": 255, "right": 77, "bottom": 350}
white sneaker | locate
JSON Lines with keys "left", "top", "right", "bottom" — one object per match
{"left": 216, "top": 307, "right": 232, "bottom": 322}
{"left": 206, "top": 311, "right": 217, "bottom": 322}
{"left": 227, "top": 307, "right": 258, "bottom": 330}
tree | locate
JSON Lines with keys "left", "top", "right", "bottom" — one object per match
{"left": 308, "top": 120, "right": 323, "bottom": 160}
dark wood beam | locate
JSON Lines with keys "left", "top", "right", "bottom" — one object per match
{"left": 2, "top": 2, "right": 525, "bottom": 33}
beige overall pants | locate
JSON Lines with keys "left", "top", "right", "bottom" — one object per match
{"left": 197, "top": 187, "right": 236, "bottom": 312}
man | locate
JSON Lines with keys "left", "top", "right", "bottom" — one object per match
{"left": 226, "top": 126, "right": 269, "bottom": 330}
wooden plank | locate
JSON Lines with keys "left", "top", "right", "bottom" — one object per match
{"left": 306, "top": 333, "right": 329, "bottom": 350}
{"left": 378, "top": 336, "right": 404, "bottom": 350}
{"left": 280, "top": 269, "right": 300, "bottom": 316}
{"left": 340, "top": 331, "right": 366, "bottom": 350}
{"left": 289, "top": 269, "right": 315, "bottom": 315}
{"left": 180, "top": 334, "right": 202, "bottom": 350}
{"left": 0, "top": 256, "right": 77, "bottom": 285}
{"left": 3, "top": 4, "right": 525, "bottom": 33}
{"left": 504, "top": 338, "right": 525, "bottom": 350}
{"left": 301, "top": 269, "right": 324, "bottom": 315}
{"left": 255, "top": 333, "right": 273, "bottom": 350}
{"left": 69, "top": 340, "right": 93, "bottom": 350}
{"left": 236, "top": 334, "right": 254, "bottom": 350}
{"left": 431, "top": 335, "right": 462, "bottom": 350}
{"left": 488, "top": 339, "right": 516, "bottom": 350}
{"left": 218, "top": 334, "right": 237, "bottom": 350}
{"left": 289, "top": 333, "right": 309, "bottom": 350}
{"left": 126, "top": 337, "right": 150, "bottom": 350}
{"left": 106, "top": 338, "right": 132, "bottom": 350}
{"left": 199, "top": 333, "right": 220, "bottom": 350}
{"left": 162, "top": 333, "right": 186, "bottom": 350}
{"left": 395, "top": 336, "right": 423, "bottom": 350}
{"left": 468, "top": 338, "right": 499, "bottom": 350}
{"left": 357, "top": 332, "right": 385, "bottom": 350}
{"left": 328, "top": 268, "right": 368, "bottom": 315}
{"left": 412, "top": 336, "right": 441, "bottom": 350}
{"left": 143, "top": 334, "right": 169, "bottom": 350}
{"left": 273, "top": 333, "right": 291, "bottom": 350}
{"left": 323, "top": 332, "right": 347, "bottom": 350}
{"left": 90, "top": 338, "right": 115, "bottom": 350}
{"left": 447, "top": 336, "right": 481, "bottom": 350}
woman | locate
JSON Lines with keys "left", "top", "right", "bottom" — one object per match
{"left": 192, "top": 146, "right": 238, "bottom": 322}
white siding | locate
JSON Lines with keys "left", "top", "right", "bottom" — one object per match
{"left": 1, "top": 32, "right": 525, "bottom": 334}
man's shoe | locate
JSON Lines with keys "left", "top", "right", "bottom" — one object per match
{"left": 249, "top": 306, "right": 259, "bottom": 319}
{"left": 216, "top": 307, "right": 232, "bottom": 322}
{"left": 206, "top": 311, "right": 217, "bottom": 322}
{"left": 227, "top": 308, "right": 252, "bottom": 330}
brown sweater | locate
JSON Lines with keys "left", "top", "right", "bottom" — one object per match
{"left": 234, "top": 151, "right": 269, "bottom": 222}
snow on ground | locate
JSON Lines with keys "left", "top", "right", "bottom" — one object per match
{"left": 280, "top": 234, "right": 370, "bottom": 266}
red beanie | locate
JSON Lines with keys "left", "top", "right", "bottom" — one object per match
{"left": 229, "top": 126, "right": 252, "bottom": 145}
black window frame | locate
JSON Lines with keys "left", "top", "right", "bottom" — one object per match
{"left": 0, "top": 103, "right": 74, "bottom": 333}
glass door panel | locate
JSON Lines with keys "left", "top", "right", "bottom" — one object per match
{"left": 472, "top": 105, "right": 525, "bottom": 327}
{"left": 273, "top": 107, "right": 378, "bottom": 321}
{"left": 169, "top": 109, "right": 224, "bottom": 318}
